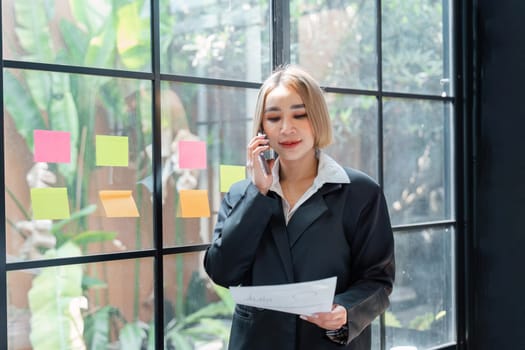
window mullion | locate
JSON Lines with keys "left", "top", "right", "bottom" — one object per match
{"left": 150, "top": 0, "right": 165, "bottom": 348}
{"left": 0, "top": 1, "right": 7, "bottom": 348}
{"left": 271, "top": 0, "right": 291, "bottom": 69}
{"left": 377, "top": 0, "right": 386, "bottom": 349}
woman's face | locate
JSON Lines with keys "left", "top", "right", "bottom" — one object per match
{"left": 261, "top": 85, "right": 315, "bottom": 163}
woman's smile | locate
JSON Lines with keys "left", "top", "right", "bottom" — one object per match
{"left": 279, "top": 139, "right": 302, "bottom": 148}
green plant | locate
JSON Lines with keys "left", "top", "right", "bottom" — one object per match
{"left": 6, "top": 1, "right": 152, "bottom": 349}
{"left": 385, "top": 311, "right": 402, "bottom": 328}
{"left": 409, "top": 310, "right": 446, "bottom": 331}
{"left": 28, "top": 242, "right": 84, "bottom": 350}
{"left": 81, "top": 277, "right": 234, "bottom": 349}
{"left": 6, "top": 2, "right": 234, "bottom": 348}
{"left": 164, "top": 281, "right": 234, "bottom": 349}
{"left": 27, "top": 223, "right": 117, "bottom": 350}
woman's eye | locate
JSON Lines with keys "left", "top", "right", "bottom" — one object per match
{"left": 266, "top": 117, "right": 281, "bottom": 122}
{"left": 294, "top": 113, "right": 308, "bottom": 119}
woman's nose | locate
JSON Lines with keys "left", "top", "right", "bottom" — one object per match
{"left": 280, "top": 116, "right": 295, "bottom": 134}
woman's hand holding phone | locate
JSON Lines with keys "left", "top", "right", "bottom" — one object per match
{"left": 246, "top": 133, "right": 275, "bottom": 194}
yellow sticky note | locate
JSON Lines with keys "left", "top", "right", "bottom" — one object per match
{"left": 30, "top": 187, "right": 70, "bottom": 220}
{"left": 178, "top": 190, "right": 210, "bottom": 218}
{"left": 220, "top": 165, "right": 246, "bottom": 192}
{"left": 96, "top": 135, "right": 129, "bottom": 167}
{"left": 99, "top": 190, "right": 140, "bottom": 217}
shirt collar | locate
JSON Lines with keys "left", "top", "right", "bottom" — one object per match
{"left": 269, "top": 150, "right": 350, "bottom": 193}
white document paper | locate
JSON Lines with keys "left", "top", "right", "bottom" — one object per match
{"left": 229, "top": 276, "right": 337, "bottom": 315}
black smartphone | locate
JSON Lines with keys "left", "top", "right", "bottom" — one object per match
{"left": 257, "top": 131, "right": 275, "bottom": 175}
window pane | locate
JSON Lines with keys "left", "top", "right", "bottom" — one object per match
{"left": 290, "top": 1, "right": 377, "bottom": 89}
{"left": 161, "top": 82, "right": 257, "bottom": 246}
{"left": 371, "top": 318, "right": 380, "bottom": 350}
{"left": 164, "top": 252, "right": 232, "bottom": 349}
{"left": 383, "top": 99, "right": 453, "bottom": 226}
{"left": 159, "top": 0, "right": 271, "bottom": 81}
{"left": 382, "top": 0, "right": 452, "bottom": 96}
{"left": 7, "top": 258, "right": 154, "bottom": 349}
{"left": 387, "top": 227, "right": 455, "bottom": 349}
{"left": 3, "top": 0, "right": 151, "bottom": 71}
{"left": 4, "top": 69, "right": 153, "bottom": 261}
{"left": 325, "top": 94, "right": 378, "bottom": 180}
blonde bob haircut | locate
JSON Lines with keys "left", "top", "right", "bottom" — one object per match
{"left": 252, "top": 65, "right": 333, "bottom": 148}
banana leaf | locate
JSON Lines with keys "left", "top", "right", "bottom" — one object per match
{"left": 3, "top": 71, "right": 46, "bottom": 151}
{"left": 14, "top": 1, "right": 54, "bottom": 61}
{"left": 181, "top": 318, "right": 230, "bottom": 341}
{"left": 59, "top": 19, "right": 90, "bottom": 64}
{"left": 28, "top": 242, "right": 84, "bottom": 350}
{"left": 70, "top": 230, "right": 117, "bottom": 247}
{"left": 119, "top": 322, "right": 147, "bottom": 349}
{"left": 68, "top": 0, "right": 108, "bottom": 35}
{"left": 48, "top": 73, "right": 80, "bottom": 181}
{"left": 116, "top": 2, "right": 150, "bottom": 70}
{"left": 84, "top": 306, "right": 116, "bottom": 350}
{"left": 52, "top": 205, "right": 97, "bottom": 233}
{"left": 81, "top": 275, "right": 107, "bottom": 291}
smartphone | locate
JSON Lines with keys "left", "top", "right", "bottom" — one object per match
{"left": 257, "top": 131, "right": 275, "bottom": 175}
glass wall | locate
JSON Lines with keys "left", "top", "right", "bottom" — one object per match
{"left": 8, "top": 258, "right": 155, "bottom": 349}
{"left": 2, "top": 0, "right": 456, "bottom": 349}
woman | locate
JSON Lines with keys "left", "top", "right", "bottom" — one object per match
{"left": 204, "top": 65, "right": 395, "bottom": 349}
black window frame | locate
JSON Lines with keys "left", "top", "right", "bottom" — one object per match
{"left": 0, "top": 0, "right": 474, "bottom": 349}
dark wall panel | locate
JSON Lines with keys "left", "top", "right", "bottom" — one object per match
{"left": 474, "top": 0, "right": 525, "bottom": 349}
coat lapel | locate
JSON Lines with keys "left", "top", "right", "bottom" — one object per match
{"left": 267, "top": 183, "right": 343, "bottom": 282}
{"left": 287, "top": 183, "right": 342, "bottom": 248}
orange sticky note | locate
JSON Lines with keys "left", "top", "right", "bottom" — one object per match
{"left": 30, "top": 187, "right": 70, "bottom": 220}
{"left": 220, "top": 165, "right": 246, "bottom": 192}
{"left": 178, "top": 190, "right": 210, "bottom": 218}
{"left": 99, "top": 190, "right": 140, "bottom": 218}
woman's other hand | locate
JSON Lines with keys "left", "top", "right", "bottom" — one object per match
{"left": 299, "top": 304, "right": 347, "bottom": 331}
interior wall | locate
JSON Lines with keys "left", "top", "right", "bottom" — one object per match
{"left": 473, "top": 0, "right": 525, "bottom": 348}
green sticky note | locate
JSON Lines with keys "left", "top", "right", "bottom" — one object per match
{"left": 220, "top": 165, "right": 246, "bottom": 192}
{"left": 96, "top": 135, "right": 129, "bottom": 167}
{"left": 30, "top": 187, "right": 71, "bottom": 220}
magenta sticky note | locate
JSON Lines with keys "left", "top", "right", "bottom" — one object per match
{"left": 178, "top": 141, "right": 207, "bottom": 169}
{"left": 34, "top": 130, "right": 71, "bottom": 163}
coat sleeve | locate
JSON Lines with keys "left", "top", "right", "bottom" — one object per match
{"left": 334, "top": 179, "right": 396, "bottom": 344}
{"left": 204, "top": 181, "right": 279, "bottom": 288}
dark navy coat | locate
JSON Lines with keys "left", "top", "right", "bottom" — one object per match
{"left": 204, "top": 167, "right": 395, "bottom": 350}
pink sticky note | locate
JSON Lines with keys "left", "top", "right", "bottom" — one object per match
{"left": 178, "top": 141, "right": 207, "bottom": 169}
{"left": 34, "top": 130, "right": 71, "bottom": 163}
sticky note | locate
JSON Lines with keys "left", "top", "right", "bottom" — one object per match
{"left": 178, "top": 189, "right": 210, "bottom": 218}
{"left": 33, "top": 130, "right": 71, "bottom": 163}
{"left": 99, "top": 190, "right": 140, "bottom": 218}
{"left": 96, "top": 135, "right": 128, "bottom": 167}
{"left": 178, "top": 141, "right": 207, "bottom": 169}
{"left": 220, "top": 165, "right": 246, "bottom": 192}
{"left": 30, "top": 187, "right": 70, "bottom": 220}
